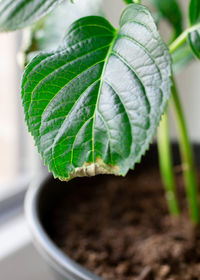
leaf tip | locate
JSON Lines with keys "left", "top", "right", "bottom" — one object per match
{"left": 58, "top": 158, "right": 120, "bottom": 182}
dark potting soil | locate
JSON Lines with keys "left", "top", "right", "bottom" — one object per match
{"left": 48, "top": 166, "right": 200, "bottom": 280}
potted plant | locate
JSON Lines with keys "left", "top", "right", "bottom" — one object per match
{"left": 1, "top": 0, "right": 200, "bottom": 278}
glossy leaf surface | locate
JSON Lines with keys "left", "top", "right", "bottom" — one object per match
{"left": 188, "top": 0, "right": 200, "bottom": 59}
{"left": 22, "top": 4, "right": 171, "bottom": 181}
{"left": 0, "top": 0, "right": 64, "bottom": 31}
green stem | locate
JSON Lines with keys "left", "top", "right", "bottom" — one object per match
{"left": 169, "top": 22, "right": 200, "bottom": 53}
{"left": 171, "top": 78, "right": 199, "bottom": 224}
{"left": 158, "top": 112, "right": 180, "bottom": 215}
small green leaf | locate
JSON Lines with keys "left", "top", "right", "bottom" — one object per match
{"left": 148, "top": 0, "right": 183, "bottom": 37}
{"left": 21, "top": 4, "right": 171, "bottom": 181}
{"left": 188, "top": 0, "right": 200, "bottom": 59}
{"left": 0, "top": 0, "right": 64, "bottom": 31}
{"left": 188, "top": 30, "right": 200, "bottom": 59}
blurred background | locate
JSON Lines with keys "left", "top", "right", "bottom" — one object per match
{"left": 0, "top": 0, "right": 199, "bottom": 279}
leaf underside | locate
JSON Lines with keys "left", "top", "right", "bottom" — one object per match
{"left": 0, "top": 0, "right": 64, "bottom": 31}
{"left": 188, "top": 0, "right": 200, "bottom": 59}
{"left": 22, "top": 4, "right": 171, "bottom": 181}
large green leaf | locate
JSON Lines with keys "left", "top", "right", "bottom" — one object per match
{"left": 188, "top": 0, "right": 200, "bottom": 59}
{"left": 21, "top": 4, "right": 171, "bottom": 181}
{"left": 0, "top": 0, "right": 64, "bottom": 31}
{"left": 147, "top": 0, "right": 183, "bottom": 37}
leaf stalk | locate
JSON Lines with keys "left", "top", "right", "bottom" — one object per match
{"left": 169, "top": 22, "right": 200, "bottom": 53}
{"left": 157, "top": 112, "right": 180, "bottom": 215}
{"left": 171, "top": 78, "right": 199, "bottom": 224}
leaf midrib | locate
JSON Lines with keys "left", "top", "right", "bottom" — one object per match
{"left": 91, "top": 29, "right": 118, "bottom": 163}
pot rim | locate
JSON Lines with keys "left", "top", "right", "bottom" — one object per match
{"left": 25, "top": 173, "right": 103, "bottom": 280}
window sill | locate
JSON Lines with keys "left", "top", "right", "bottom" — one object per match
{"left": 0, "top": 214, "right": 53, "bottom": 280}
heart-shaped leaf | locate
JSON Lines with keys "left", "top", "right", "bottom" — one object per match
{"left": 188, "top": 0, "right": 200, "bottom": 59}
{"left": 0, "top": 0, "right": 64, "bottom": 31}
{"left": 22, "top": 4, "right": 171, "bottom": 181}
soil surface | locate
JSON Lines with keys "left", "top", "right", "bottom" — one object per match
{"left": 48, "top": 166, "right": 200, "bottom": 280}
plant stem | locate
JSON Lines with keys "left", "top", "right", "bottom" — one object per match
{"left": 158, "top": 112, "right": 180, "bottom": 215}
{"left": 171, "top": 78, "right": 199, "bottom": 224}
{"left": 169, "top": 22, "right": 200, "bottom": 53}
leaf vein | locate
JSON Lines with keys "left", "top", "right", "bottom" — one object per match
{"left": 117, "top": 34, "right": 162, "bottom": 80}
{"left": 26, "top": 43, "right": 110, "bottom": 118}
{"left": 111, "top": 50, "right": 151, "bottom": 114}
{"left": 103, "top": 79, "right": 132, "bottom": 158}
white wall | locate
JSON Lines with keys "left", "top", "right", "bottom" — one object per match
{"left": 175, "top": 60, "right": 200, "bottom": 142}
